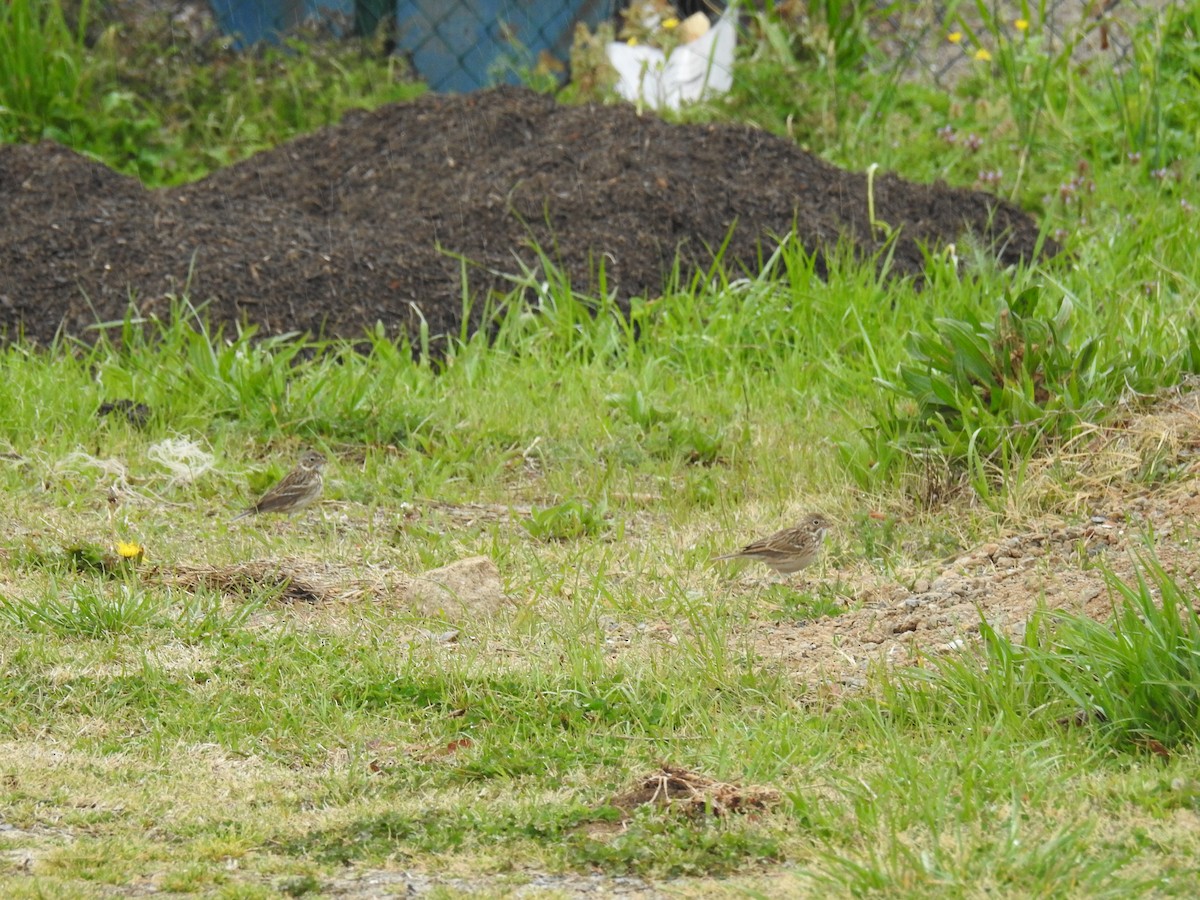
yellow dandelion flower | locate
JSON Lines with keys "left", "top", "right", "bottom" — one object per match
{"left": 116, "top": 540, "right": 144, "bottom": 561}
{"left": 974, "top": 48, "right": 992, "bottom": 62}
{"left": 663, "top": 17, "right": 679, "bottom": 29}
{"left": 947, "top": 31, "right": 963, "bottom": 44}
{"left": 626, "top": 37, "right": 638, "bottom": 47}
{"left": 1015, "top": 18, "right": 1029, "bottom": 31}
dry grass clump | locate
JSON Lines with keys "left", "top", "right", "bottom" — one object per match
{"left": 609, "top": 765, "right": 781, "bottom": 820}
{"left": 161, "top": 558, "right": 384, "bottom": 605}
{"left": 159, "top": 555, "right": 508, "bottom": 618}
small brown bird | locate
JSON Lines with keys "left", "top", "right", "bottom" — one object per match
{"left": 713, "top": 513, "right": 832, "bottom": 575}
{"left": 232, "top": 450, "right": 327, "bottom": 521}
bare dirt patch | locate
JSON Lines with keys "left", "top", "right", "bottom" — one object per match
{"left": 1, "top": 87, "right": 1054, "bottom": 347}
{"left": 754, "top": 384, "right": 1200, "bottom": 686}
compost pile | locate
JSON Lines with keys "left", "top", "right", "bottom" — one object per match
{"left": 0, "top": 87, "right": 1052, "bottom": 346}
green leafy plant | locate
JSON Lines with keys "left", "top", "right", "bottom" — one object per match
{"left": 771, "top": 585, "right": 843, "bottom": 623}
{"left": 606, "top": 387, "right": 728, "bottom": 465}
{"left": 867, "top": 283, "right": 1175, "bottom": 478}
{"left": 522, "top": 499, "right": 609, "bottom": 541}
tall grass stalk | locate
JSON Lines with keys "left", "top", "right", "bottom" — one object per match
{"left": 0, "top": 0, "right": 93, "bottom": 141}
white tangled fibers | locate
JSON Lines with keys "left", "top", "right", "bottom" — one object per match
{"left": 147, "top": 438, "right": 215, "bottom": 486}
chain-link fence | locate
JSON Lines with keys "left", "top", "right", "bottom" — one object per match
{"left": 205, "top": 1, "right": 1173, "bottom": 92}
{"left": 870, "top": 0, "right": 1174, "bottom": 86}
{"left": 208, "top": 1, "right": 354, "bottom": 45}
{"left": 391, "top": 1, "right": 618, "bottom": 92}
{"left": 207, "top": 0, "right": 621, "bottom": 90}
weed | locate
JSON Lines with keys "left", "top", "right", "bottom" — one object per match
{"left": 0, "top": 579, "right": 163, "bottom": 637}
{"left": 864, "top": 282, "right": 1191, "bottom": 484}
{"left": 522, "top": 499, "right": 610, "bottom": 541}
{"left": 770, "top": 585, "right": 843, "bottom": 623}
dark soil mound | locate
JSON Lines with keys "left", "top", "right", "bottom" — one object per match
{"left": 1, "top": 86, "right": 1053, "bottom": 347}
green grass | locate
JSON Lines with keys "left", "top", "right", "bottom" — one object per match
{"left": 0, "top": 0, "right": 423, "bottom": 184}
{"left": 3, "top": 0, "right": 1200, "bottom": 896}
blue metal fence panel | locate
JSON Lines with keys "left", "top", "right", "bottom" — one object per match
{"left": 209, "top": 1, "right": 618, "bottom": 92}
{"left": 209, "top": 0, "right": 355, "bottom": 47}
{"left": 393, "top": 0, "right": 616, "bottom": 92}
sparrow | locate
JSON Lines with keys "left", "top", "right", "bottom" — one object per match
{"left": 713, "top": 513, "right": 832, "bottom": 575}
{"left": 232, "top": 450, "right": 327, "bottom": 520}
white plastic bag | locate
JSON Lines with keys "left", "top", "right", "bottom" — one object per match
{"left": 606, "top": 5, "right": 738, "bottom": 111}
